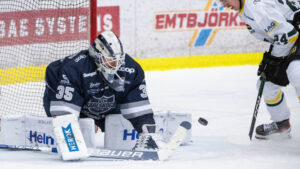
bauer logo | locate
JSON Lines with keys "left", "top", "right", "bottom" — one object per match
{"left": 28, "top": 130, "right": 55, "bottom": 145}
{"left": 62, "top": 123, "right": 79, "bottom": 152}
{"left": 95, "top": 149, "right": 145, "bottom": 159}
{"left": 154, "top": 0, "right": 245, "bottom": 47}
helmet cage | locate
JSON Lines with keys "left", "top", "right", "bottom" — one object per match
{"left": 90, "top": 32, "right": 125, "bottom": 75}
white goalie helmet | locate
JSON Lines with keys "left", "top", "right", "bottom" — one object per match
{"left": 89, "top": 31, "right": 125, "bottom": 80}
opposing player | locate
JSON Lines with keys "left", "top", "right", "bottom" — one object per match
{"left": 43, "top": 30, "right": 161, "bottom": 150}
{"left": 219, "top": 0, "right": 300, "bottom": 139}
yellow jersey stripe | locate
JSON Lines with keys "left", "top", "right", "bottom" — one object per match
{"left": 288, "top": 33, "right": 299, "bottom": 43}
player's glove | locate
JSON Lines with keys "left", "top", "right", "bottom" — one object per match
{"left": 133, "top": 124, "right": 165, "bottom": 151}
{"left": 292, "top": 12, "right": 300, "bottom": 32}
{"left": 257, "top": 52, "right": 285, "bottom": 81}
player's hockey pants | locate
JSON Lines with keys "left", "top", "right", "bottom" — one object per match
{"left": 256, "top": 60, "right": 300, "bottom": 122}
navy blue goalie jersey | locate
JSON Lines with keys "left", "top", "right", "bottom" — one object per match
{"left": 43, "top": 50, "right": 154, "bottom": 132}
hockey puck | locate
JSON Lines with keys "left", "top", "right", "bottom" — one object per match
{"left": 198, "top": 117, "right": 208, "bottom": 126}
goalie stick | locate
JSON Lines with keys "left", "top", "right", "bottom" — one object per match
{"left": 90, "top": 121, "right": 191, "bottom": 161}
{"left": 0, "top": 144, "right": 158, "bottom": 160}
{"left": 0, "top": 121, "right": 191, "bottom": 161}
{"left": 0, "top": 144, "right": 57, "bottom": 153}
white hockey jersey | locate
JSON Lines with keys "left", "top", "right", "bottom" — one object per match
{"left": 239, "top": 0, "right": 300, "bottom": 57}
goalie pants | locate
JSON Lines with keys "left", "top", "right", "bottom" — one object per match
{"left": 256, "top": 60, "right": 300, "bottom": 122}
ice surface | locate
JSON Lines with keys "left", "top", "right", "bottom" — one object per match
{"left": 1, "top": 66, "right": 299, "bottom": 169}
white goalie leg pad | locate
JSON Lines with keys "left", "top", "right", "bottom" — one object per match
{"left": 52, "top": 114, "right": 88, "bottom": 160}
{"left": 78, "top": 118, "right": 96, "bottom": 149}
{"left": 0, "top": 115, "right": 27, "bottom": 145}
{"left": 104, "top": 111, "right": 191, "bottom": 150}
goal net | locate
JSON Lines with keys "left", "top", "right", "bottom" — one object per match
{"left": 0, "top": 0, "right": 93, "bottom": 117}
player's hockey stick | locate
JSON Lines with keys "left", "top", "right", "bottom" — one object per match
{"left": 248, "top": 73, "right": 266, "bottom": 140}
{"left": 0, "top": 121, "right": 191, "bottom": 161}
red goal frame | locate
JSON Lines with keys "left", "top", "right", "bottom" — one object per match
{"left": 90, "top": 0, "right": 97, "bottom": 45}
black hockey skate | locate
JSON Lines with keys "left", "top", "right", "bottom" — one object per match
{"left": 255, "top": 119, "right": 291, "bottom": 140}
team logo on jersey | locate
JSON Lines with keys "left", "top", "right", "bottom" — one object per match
{"left": 67, "top": 53, "right": 78, "bottom": 59}
{"left": 87, "top": 88, "right": 101, "bottom": 94}
{"left": 74, "top": 54, "right": 86, "bottom": 62}
{"left": 154, "top": 0, "right": 245, "bottom": 47}
{"left": 119, "top": 67, "right": 135, "bottom": 74}
{"left": 90, "top": 82, "right": 101, "bottom": 88}
{"left": 87, "top": 95, "right": 116, "bottom": 115}
{"left": 60, "top": 74, "right": 70, "bottom": 85}
{"left": 264, "top": 21, "right": 278, "bottom": 34}
{"left": 87, "top": 82, "right": 102, "bottom": 94}
{"left": 83, "top": 71, "right": 97, "bottom": 78}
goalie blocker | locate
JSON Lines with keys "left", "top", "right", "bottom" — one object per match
{"left": 52, "top": 114, "right": 89, "bottom": 160}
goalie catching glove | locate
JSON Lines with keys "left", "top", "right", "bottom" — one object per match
{"left": 133, "top": 124, "right": 165, "bottom": 151}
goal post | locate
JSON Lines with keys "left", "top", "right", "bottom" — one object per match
{"left": 90, "top": 0, "right": 98, "bottom": 45}
{"left": 0, "top": 0, "right": 98, "bottom": 117}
